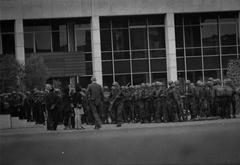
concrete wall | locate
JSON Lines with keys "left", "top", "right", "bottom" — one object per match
{"left": 0, "top": 0, "right": 239, "bottom": 20}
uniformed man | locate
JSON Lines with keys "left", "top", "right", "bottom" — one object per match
{"left": 185, "top": 80, "right": 196, "bottom": 120}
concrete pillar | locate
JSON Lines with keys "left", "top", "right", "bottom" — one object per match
{"left": 165, "top": 13, "right": 177, "bottom": 82}
{"left": 15, "top": 19, "right": 25, "bottom": 65}
{"left": 91, "top": 16, "right": 103, "bottom": 86}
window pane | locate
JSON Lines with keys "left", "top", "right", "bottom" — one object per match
{"left": 52, "top": 20, "right": 67, "bottom": 31}
{"left": 203, "top": 56, "right": 220, "bottom": 69}
{"left": 148, "top": 15, "right": 164, "bottom": 25}
{"left": 186, "top": 48, "right": 201, "bottom": 56}
{"left": 113, "top": 29, "right": 129, "bottom": 51}
{"left": 100, "top": 18, "right": 111, "bottom": 29}
{"left": 114, "top": 51, "right": 130, "bottom": 60}
{"left": 221, "top": 46, "right": 237, "bottom": 54}
{"left": 175, "top": 26, "right": 184, "bottom": 48}
{"left": 115, "top": 74, "right": 131, "bottom": 86}
{"left": 177, "top": 72, "right": 186, "bottom": 82}
{"left": 24, "top": 33, "right": 34, "bottom": 53}
{"left": 1, "top": 34, "right": 15, "bottom": 54}
{"left": 35, "top": 32, "right": 51, "bottom": 52}
{"left": 132, "top": 50, "right": 148, "bottom": 59}
{"left": 152, "top": 73, "right": 167, "bottom": 85}
{"left": 0, "top": 35, "right": 2, "bottom": 54}
{"left": 187, "top": 71, "right": 203, "bottom": 83}
{"left": 201, "top": 13, "right": 218, "bottom": 23}
{"left": 74, "top": 18, "right": 90, "bottom": 29}
{"left": 219, "top": 12, "right": 237, "bottom": 23}
{"left": 184, "top": 14, "right": 200, "bottom": 25}
{"left": 102, "top": 52, "right": 112, "bottom": 60}
{"left": 186, "top": 57, "right": 202, "bottom": 70}
{"left": 220, "top": 23, "right": 237, "bottom": 45}
{"left": 185, "top": 26, "right": 201, "bottom": 47}
{"left": 1, "top": 20, "right": 14, "bottom": 33}
{"left": 150, "top": 49, "right": 166, "bottom": 58}
{"left": 222, "top": 55, "right": 237, "bottom": 68}
{"left": 202, "top": 24, "right": 219, "bottom": 46}
{"left": 132, "top": 60, "right": 149, "bottom": 73}
{"left": 133, "top": 73, "right": 149, "bottom": 85}
{"left": 130, "top": 28, "right": 147, "bottom": 50}
{"left": 84, "top": 53, "right": 92, "bottom": 61}
{"left": 114, "top": 60, "right": 130, "bottom": 73}
{"left": 176, "top": 48, "right": 184, "bottom": 57}
{"left": 150, "top": 59, "right": 166, "bottom": 72}
{"left": 112, "top": 17, "right": 128, "bottom": 28}
{"left": 149, "top": 27, "right": 165, "bottom": 49}
{"left": 86, "top": 62, "right": 93, "bottom": 75}
{"left": 102, "top": 61, "right": 113, "bottom": 74}
{"left": 103, "top": 75, "right": 113, "bottom": 87}
{"left": 78, "top": 76, "right": 91, "bottom": 88}
{"left": 52, "top": 31, "right": 68, "bottom": 52}
{"left": 100, "top": 30, "right": 112, "bottom": 51}
{"left": 204, "top": 70, "right": 221, "bottom": 79}
{"left": 203, "top": 47, "right": 219, "bottom": 56}
{"left": 129, "top": 16, "right": 146, "bottom": 26}
{"left": 177, "top": 57, "right": 185, "bottom": 71}
{"left": 175, "top": 15, "right": 183, "bottom": 26}
{"left": 76, "top": 30, "right": 91, "bottom": 52}
{"left": 34, "top": 25, "right": 51, "bottom": 32}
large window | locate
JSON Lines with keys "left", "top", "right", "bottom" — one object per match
{"left": 100, "top": 15, "right": 166, "bottom": 86}
{"left": 0, "top": 20, "right": 15, "bottom": 55}
{"left": 175, "top": 12, "right": 239, "bottom": 83}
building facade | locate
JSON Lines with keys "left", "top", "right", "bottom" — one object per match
{"left": 0, "top": 0, "right": 239, "bottom": 87}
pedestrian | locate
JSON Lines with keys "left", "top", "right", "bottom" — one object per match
{"left": 86, "top": 76, "right": 103, "bottom": 129}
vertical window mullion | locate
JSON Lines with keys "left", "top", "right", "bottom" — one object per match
{"left": 146, "top": 17, "right": 152, "bottom": 83}
{"left": 128, "top": 19, "right": 133, "bottom": 85}
{"left": 200, "top": 16, "right": 205, "bottom": 82}
{"left": 110, "top": 20, "right": 115, "bottom": 82}
{"left": 33, "top": 32, "right": 36, "bottom": 53}
{"left": 183, "top": 17, "right": 187, "bottom": 80}
{"left": 218, "top": 15, "right": 224, "bottom": 83}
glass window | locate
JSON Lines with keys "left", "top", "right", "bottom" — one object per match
{"left": 1, "top": 34, "right": 15, "bottom": 54}
{"left": 84, "top": 53, "right": 92, "bottom": 62}
{"left": 114, "top": 51, "right": 130, "bottom": 60}
{"left": 175, "top": 26, "right": 184, "bottom": 48}
{"left": 219, "top": 12, "right": 237, "bottom": 23}
{"left": 115, "top": 74, "right": 131, "bottom": 86}
{"left": 100, "top": 30, "right": 112, "bottom": 51}
{"left": 201, "top": 13, "right": 218, "bottom": 24}
{"left": 102, "top": 61, "right": 113, "bottom": 74}
{"left": 86, "top": 62, "right": 93, "bottom": 75}
{"left": 132, "top": 50, "right": 148, "bottom": 59}
{"left": 184, "top": 14, "right": 200, "bottom": 25}
{"left": 34, "top": 25, "right": 51, "bottom": 32}
{"left": 78, "top": 76, "right": 91, "bottom": 88}
{"left": 149, "top": 27, "right": 165, "bottom": 49}
{"left": 52, "top": 31, "right": 68, "bottom": 52}
{"left": 150, "top": 49, "right": 166, "bottom": 58}
{"left": 74, "top": 18, "right": 90, "bottom": 29}
{"left": 175, "top": 15, "right": 183, "bottom": 26}
{"left": 148, "top": 15, "right": 164, "bottom": 25}
{"left": 152, "top": 73, "right": 167, "bottom": 85}
{"left": 0, "top": 35, "right": 2, "bottom": 54}
{"left": 52, "top": 20, "right": 67, "bottom": 31}
{"left": 186, "top": 48, "right": 201, "bottom": 56}
{"left": 203, "top": 47, "right": 219, "bottom": 56}
{"left": 112, "top": 17, "right": 128, "bottom": 28}
{"left": 133, "top": 73, "right": 149, "bottom": 85}
{"left": 132, "top": 59, "right": 149, "bottom": 73}
{"left": 76, "top": 30, "right": 91, "bottom": 52}
{"left": 1, "top": 20, "right": 14, "bottom": 33}
{"left": 130, "top": 28, "right": 147, "bottom": 50}
{"left": 129, "top": 16, "right": 146, "bottom": 26}
{"left": 186, "top": 57, "right": 202, "bottom": 70}
{"left": 24, "top": 33, "right": 34, "bottom": 53}
{"left": 177, "top": 72, "right": 186, "bottom": 83}
{"left": 103, "top": 75, "right": 113, "bottom": 87}
{"left": 114, "top": 60, "right": 131, "bottom": 73}
{"left": 201, "top": 24, "right": 219, "bottom": 46}
{"left": 102, "top": 52, "right": 112, "bottom": 61}
{"left": 176, "top": 49, "right": 184, "bottom": 57}
{"left": 221, "top": 46, "right": 237, "bottom": 54}
{"left": 177, "top": 57, "right": 185, "bottom": 71}
{"left": 35, "top": 31, "right": 51, "bottom": 52}
{"left": 222, "top": 55, "right": 237, "bottom": 68}
{"left": 100, "top": 17, "right": 111, "bottom": 29}
{"left": 220, "top": 23, "right": 237, "bottom": 46}
{"left": 204, "top": 70, "right": 221, "bottom": 79}
{"left": 185, "top": 26, "right": 201, "bottom": 47}
{"left": 150, "top": 59, "right": 166, "bottom": 72}
{"left": 187, "top": 71, "right": 203, "bottom": 83}
{"left": 112, "top": 29, "right": 129, "bottom": 51}
{"left": 203, "top": 56, "right": 220, "bottom": 69}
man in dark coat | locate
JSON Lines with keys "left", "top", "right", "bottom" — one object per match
{"left": 86, "top": 77, "right": 103, "bottom": 129}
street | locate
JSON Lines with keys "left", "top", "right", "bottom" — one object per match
{"left": 1, "top": 118, "right": 240, "bottom": 165}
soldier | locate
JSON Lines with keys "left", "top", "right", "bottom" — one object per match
{"left": 109, "top": 82, "right": 124, "bottom": 127}
{"left": 166, "top": 81, "right": 176, "bottom": 122}
{"left": 213, "top": 79, "right": 225, "bottom": 118}
{"left": 223, "top": 78, "right": 235, "bottom": 119}
{"left": 205, "top": 80, "right": 214, "bottom": 117}
{"left": 122, "top": 86, "right": 134, "bottom": 123}
{"left": 143, "top": 83, "right": 154, "bottom": 123}
{"left": 174, "top": 80, "right": 185, "bottom": 121}
{"left": 103, "top": 86, "right": 111, "bottom": 124}
{"left": 185, "top": 80, "right": 196, "bottom": 120}
{"left": 86, "top": 77, "right": 103, "bottom": 129}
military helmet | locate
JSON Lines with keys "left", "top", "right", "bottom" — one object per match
{"left": 186, "top": 80, "right": 191, "bottom": 84}
{"left": 168, "top": 80, "right": 174, "bottom": 86}
{"left": 208, "top": 77, "right": 214, "bottom": 82}
{"left": 112, "top": 81, "right": 119, "bottom": 87}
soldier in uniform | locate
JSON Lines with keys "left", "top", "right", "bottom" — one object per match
{"left": 205, "top": 80, "right": 214, "bottom": 117}
{"left": 184, "top": 80, "right": 196, "bottom": 120}
{"left": 213, "top": 79, "right": 225, "bottom": 118}
{"left": 166, "top": 81, "right": 176, "bottom": 122}
{"left": 122, "top": 86, "right": 134, "bottom": 123}
{"left": 174, "top": 80, "right": 184, "bottom": 121}
{"left": 103, "top": 86, "right": 111, "bottom": 124}
{"left": 223, "top": 78, "right": 235, "bottom": 119}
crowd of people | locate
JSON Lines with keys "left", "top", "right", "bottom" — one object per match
{"left": 0, "top": 76, "right": 239, "bottom": 130}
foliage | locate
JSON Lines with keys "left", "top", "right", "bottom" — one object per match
{"left": 24, "top": 54, "right": 49, "bottom": 91}
{"left": 0, "top": 55, "right": 21, "bottom": 92}
{"left": 227, "top": 58, "right": 240, "bottom": 87}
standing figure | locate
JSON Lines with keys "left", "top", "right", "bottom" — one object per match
{"left": 86, "top": 77, "right": 103, "bottom": 129}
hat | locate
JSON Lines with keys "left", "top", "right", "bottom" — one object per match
{"left": 91, "top": 76, "right": 97, "bottom": 82}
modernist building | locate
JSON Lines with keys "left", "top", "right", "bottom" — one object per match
{"left": 0, "top": 0, "right": 239, "bottom": 88}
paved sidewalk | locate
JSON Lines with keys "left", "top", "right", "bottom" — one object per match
{"left": 1, "top": 116, "right": 240, "bottom": 136}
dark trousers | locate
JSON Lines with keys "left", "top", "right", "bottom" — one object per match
{"left": 47, "top": 110, "right": 58, "bottom": 130}
{"left": 89, "top": 101, "right": 102, "bottom": 128}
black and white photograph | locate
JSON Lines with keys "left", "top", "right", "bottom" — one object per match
{"left": 0, "top": 0, "right": 240, "bottom": 164}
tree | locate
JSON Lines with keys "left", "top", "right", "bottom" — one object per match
{"left": 227, "top": 58, "right": 240, "bottom": 87}
{"left": 24, "top": 54, "right": 49, "bottom": 91}
{"left": 0, "top": 55, "right": 20, "bottom": 92}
